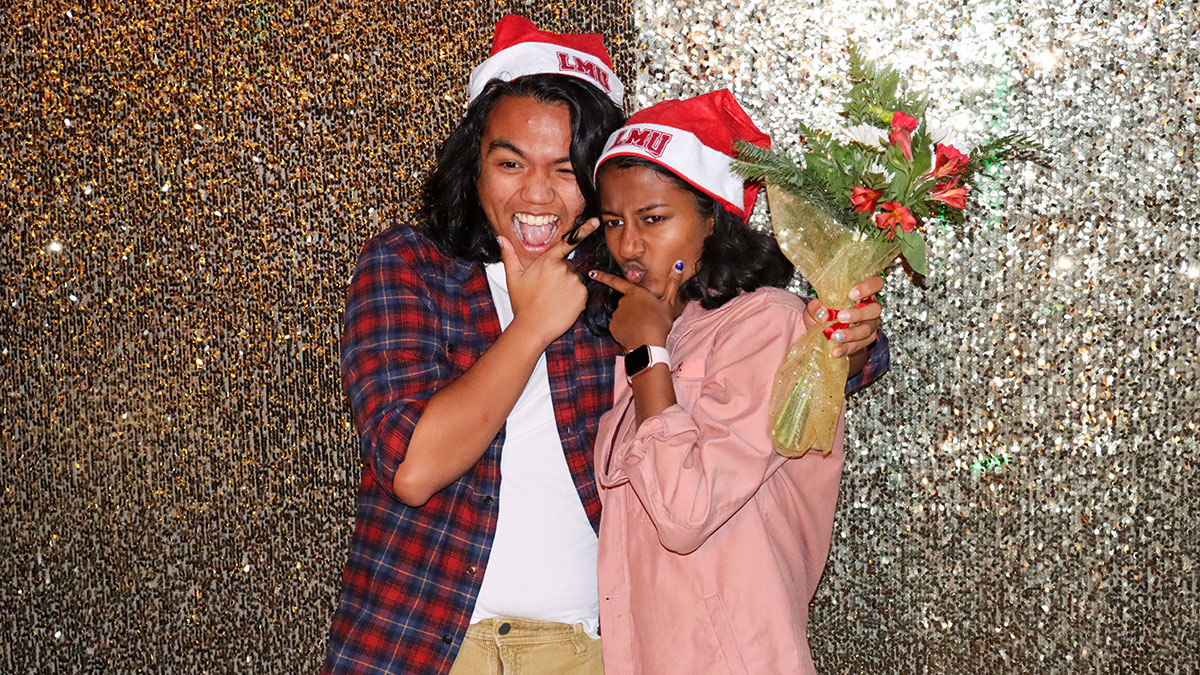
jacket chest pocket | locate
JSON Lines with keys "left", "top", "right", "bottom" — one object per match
{"left": 671, "top": 357, "right": 708, "bottom": 406}
{"left": 673, "top": 356, "right": 706, "bottom": 379}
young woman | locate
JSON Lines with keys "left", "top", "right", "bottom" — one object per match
{"left": 583, "top": 90, "right": 884, "bottom": 674}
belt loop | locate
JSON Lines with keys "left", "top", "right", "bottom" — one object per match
{"left": 571, "top": 623, "right": 589, "bottom": 656}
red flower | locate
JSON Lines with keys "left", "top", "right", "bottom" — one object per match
{"left": 928, "top": 144, "right": 969, "bottom": 179}
{"left": 850, "top": 186, "right": 883, "bottom": 214}
{"left": 890, "top": 111, "right": 918, "bottom": 133}
{"left": 874, "top": 202, "right": 917, "bottom": 240}
{"left": 930, "top": 180, "right": 970, "bottom": 210}
{"left": 888, "top": 111, "right": 918, "bottom": 161}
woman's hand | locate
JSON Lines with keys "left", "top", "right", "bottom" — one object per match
{"left": 803, "top": 275, "right": 885, "bottom": 358}
{"left": 589, "top": 260, "right": 686, "bottom": 352}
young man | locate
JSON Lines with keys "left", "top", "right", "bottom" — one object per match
{"left": 323, "top": 15, "right": 889, "bottom": 675}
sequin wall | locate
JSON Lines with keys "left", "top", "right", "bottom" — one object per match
{"left": 1, "top": 2, "right": 633, "bottom": 671}
{"left": 632, "top": 0, "right": 1199, "bottom": 671}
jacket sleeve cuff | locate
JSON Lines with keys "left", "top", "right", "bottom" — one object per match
{"left": 617, "top": 404, "right": 696, "bottom": 466}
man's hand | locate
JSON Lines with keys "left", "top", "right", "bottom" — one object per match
{"left": 498, "top": 218, "right": 600, "bottom": 347}
{"left": 803, "top": 275, "right": 885, "bottom": 358}
{"left": 588, "top": 260, "right": 686, "bottom": 352}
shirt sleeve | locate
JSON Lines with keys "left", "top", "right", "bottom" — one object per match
{"left": 340, "top": 236, "right": 453, "bottom": 500}
{"left": 606, "top": 302, "right": 814, "bottom": 555}
{"left": 845, "top": 328, "right": 890, "bottom": 396}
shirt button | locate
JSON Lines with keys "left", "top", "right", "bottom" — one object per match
{"left": 482, "top": 496, "right": 494, "bottom": 506}
{"left": 442, "top": 635, "right": 453, "bottom": 645}
{"left": 497, "top": 622, "right": 511, "bottom": 636}
{"left": 468, "top": 566, "right": 477, "bottom": 575}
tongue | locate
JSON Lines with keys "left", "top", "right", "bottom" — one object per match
{"left": 521, "top": 222, "right": 557, "bottom": 247}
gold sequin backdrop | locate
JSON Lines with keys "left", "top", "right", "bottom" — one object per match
{"left": 4, "top": 0, "right": 1198, "bottom": 672}
{"left": 2, "top": 1, "right": 633, "bottom": 670}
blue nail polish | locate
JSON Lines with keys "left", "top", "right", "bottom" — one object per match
{"left": 817, "top": 309, "right": 827, "bottom": 321}
{"left": 833, "top": 332, "right": 844, "bottom": 342}
{"left": 674, "top": 260, "right": 684, "bottom": 271}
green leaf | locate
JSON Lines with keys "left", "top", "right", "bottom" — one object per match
{"left": 911, "top": 133, "right": 933, "bottom": 177}
{"left": 910, "top": 177, "right": 937, "bottom": 202}
{"left": 879, "top": 71, "right": 899, "bottom": 103}
{"left": 897, "top": 230, "right": 928, "bottom": 275}
{"left": 882, "top": 161, "right": 911, "bottom": 201}
{"left": 882, "top": 142, "right": 907, "bottom": 170}
{"left": 863, "top": 172, "right": 889, "bottom": 190}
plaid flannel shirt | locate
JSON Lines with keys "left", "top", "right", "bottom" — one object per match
{"left": 848, "top": 322, "right": 889, "bottom": 396}
{"left": 323, "top": 224, "right": 619, "bottom": 675}
{"left": 323, "top": 223, "right": 888, "bottom": 675}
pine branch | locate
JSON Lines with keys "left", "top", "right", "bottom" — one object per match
{"left": 732, "top": 141, "right": 852, "bottom": 222}
{"left": 734, "top": 140, "right": 803, "bottom": 175}
{"left": 970, "top": 133, "right": 1051, "bottom": 167}
{"left": 843, "top": 42, "right": 926, "bottom": 126}
{"left": 732, "top": 142, "right": 807, "bottom": 189}
{"left": 847, "top": 41, "right": 870, "bottom": 83}
{"left": 798, "top": 122, "right": 838, "bottom": 154}
{"left": 962, "top": 133, "right": 1052, "bottom": 184}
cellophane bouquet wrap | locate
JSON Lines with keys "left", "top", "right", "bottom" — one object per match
{"left": 735, "top": 45, "right": 1047, "bottom": 458}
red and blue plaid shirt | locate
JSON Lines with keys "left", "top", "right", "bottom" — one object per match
{"left": 323, "top": 224, "right": 619, "bottom": 675}
{"left": 324, "top": 223, "right": 888, "bottom": 674}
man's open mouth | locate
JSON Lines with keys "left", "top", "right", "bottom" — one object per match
{"left": 513, "top": 213, "right": 560, "bottom": 248}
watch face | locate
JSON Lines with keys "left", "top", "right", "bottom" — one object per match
{"left": 625, "top": 346, "right": 651, "bottom": 376}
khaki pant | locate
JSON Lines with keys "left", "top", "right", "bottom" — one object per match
{"left": 447, "top": 617, "right": 604, "bottom": 675}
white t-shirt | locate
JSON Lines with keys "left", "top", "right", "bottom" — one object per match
{"left": 468, "top": 262, "right": 600, "bottom": 637}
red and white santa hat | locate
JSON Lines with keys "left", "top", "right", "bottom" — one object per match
{"left": 594, "top": 89, "right": 770, "bottom": 221}
{"left": 468, "top": 15, "right": 625, "bottom": 107}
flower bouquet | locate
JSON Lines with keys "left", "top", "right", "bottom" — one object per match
{"left": 734, "top": 45, "right": 1047, "bottom": 457}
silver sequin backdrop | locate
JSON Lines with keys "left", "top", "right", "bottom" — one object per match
{"left": 630, "top": 1, "right": 1198, "bottom": 671}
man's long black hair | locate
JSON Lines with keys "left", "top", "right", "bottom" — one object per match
{"left": 420, "top": 74, "right": 626, "bottom": 263}
{"left": 579, "top": 156, "right": 795, "bottom": 336}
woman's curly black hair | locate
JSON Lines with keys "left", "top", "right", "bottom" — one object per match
{"left": 420, "top": 74, "right": 626, "bottom": 263}
{"left": 579, "top": 156, "right": 795, "bottom": 336}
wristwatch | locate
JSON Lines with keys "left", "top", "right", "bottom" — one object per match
{"left": 624, "top": 345, "right": 670, "bottom": 382}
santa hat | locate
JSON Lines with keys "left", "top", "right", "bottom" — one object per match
{"left": 594, "top": 89, "right": 770, "bottom": 221}
{"left": 468, "top": 15, "right": 625, "bottom": 107}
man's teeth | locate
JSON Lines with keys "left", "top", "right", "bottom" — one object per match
{"left": 513, "top": 214, "right": 559, "bottom": 246}
{"left": 515, "top": 214, "right": 557, "bottom": 226}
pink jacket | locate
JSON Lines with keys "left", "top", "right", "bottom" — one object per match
{"left": 595, "top": 287, "right": 845, "bottom": 675}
